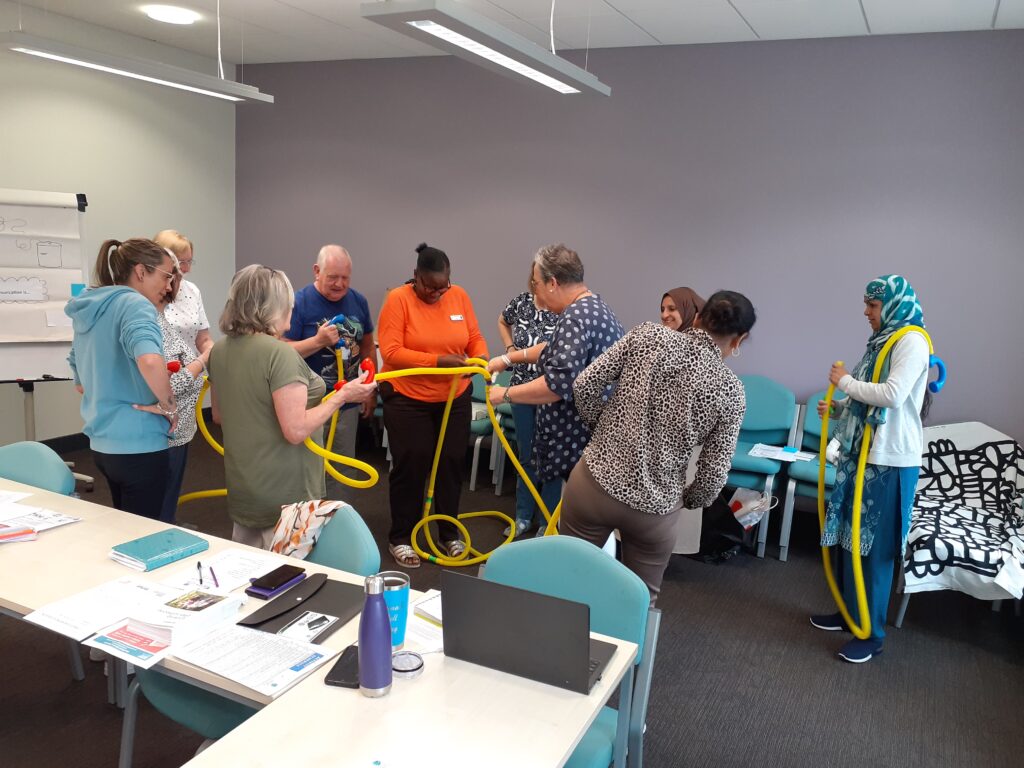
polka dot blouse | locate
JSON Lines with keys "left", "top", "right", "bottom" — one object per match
{"left": 533, "top": 294, "right": 624, "bottom": 482}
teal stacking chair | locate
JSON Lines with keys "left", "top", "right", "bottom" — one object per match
{"left": 0, "top": 440, "right": 76, "bottom": 495}
{"left": 0, "top": 441, "right": 84, "bottom": 682}
{"left": 306, "top": 502, "right": 381, "bottom": 575}
{"left": 483, "top": 536, "right": 660, "bottom": 768}
{"left": 726, "top": 376, "right": 798, "bottom": 558}
{"left": 468, "top": 375, "right": 495, "bottom": 491}
{"left": 119, "top": 506, "right": 380, "bottom": 768}
{"left": 489, "top": 370, "right": 517, "bottom": 494}
{"left": 777, "top": 390, "right": 846, "bottom": 562}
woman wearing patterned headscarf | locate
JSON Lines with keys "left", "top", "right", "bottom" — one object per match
{"left": 810, "top": 275, "right": 931, "bottom": 664}
{"left": 660, "top": 287, "right": 705, "bottom": 331}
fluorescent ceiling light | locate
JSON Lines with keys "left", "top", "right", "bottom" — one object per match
{"left": 361, "top": 0, "right": 610, "bottom": 97}
{"left": 142, "top": 5, "right": 201, "bottom": 25}
{"left": 0, "top": 32, "right": 273, "bottom": 104}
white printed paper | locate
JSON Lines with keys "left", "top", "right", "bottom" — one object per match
{"left": 176, "top": 624, "right": 337, "bottom": 698}
{"left": 160, "top": 548, "right": 281, "bottom": 593}
{"left": 747, "top": 443, "right": 816, "bottom": 462}
{"left": 24, "top": 577, "right": 182, "bottom": 641}
{"left": 0, "top": 503, "right": 81, "bottom": 532}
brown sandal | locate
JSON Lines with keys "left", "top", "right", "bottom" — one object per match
{"left": 389, "top": 543, "right": 421, "bottom": 568}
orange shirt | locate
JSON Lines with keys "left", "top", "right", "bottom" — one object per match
{"left": 378, "top": 283, "right": 488, "bottom": 402}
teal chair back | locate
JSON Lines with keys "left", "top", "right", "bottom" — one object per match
{"left": 306, "top": 504, "right": 381, "bottom": 576}
{"left": 483, "top": 537, "right": 657, "bottom": 768}
{"left": 471, "top": 374, "right": 488, "bottom": 402}
{"left": 737, "top": 375, "right": 797, "bottom": 445}
{"left": 0, "top": 441, "right": 75, "bottom": 495}
{"left": 800, "top": 388, "right": 847, "bottom": 451}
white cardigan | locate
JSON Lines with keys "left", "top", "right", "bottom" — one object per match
{"left": 835, "top": 332, "right": 930, "bottom": 467}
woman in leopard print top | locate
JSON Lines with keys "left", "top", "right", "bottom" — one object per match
{"left": 561, "top": 290, "right": 756, "bottom": 603}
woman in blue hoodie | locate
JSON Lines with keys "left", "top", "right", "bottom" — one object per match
{"left": 66, "top": 238, "right": 178, "bottom": 519}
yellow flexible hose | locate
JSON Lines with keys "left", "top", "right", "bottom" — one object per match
{"left": 186, "top": 353, "right": 559, "bottom": 566}
{"left": 818, "top": 325, "right": 933, "bottom": 639}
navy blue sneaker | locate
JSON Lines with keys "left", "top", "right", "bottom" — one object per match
{"left": 837, "top": 638, "right": 883, "bottom": 663}
{"left": 810, "top": 612, "right": 848, "bottom": 632}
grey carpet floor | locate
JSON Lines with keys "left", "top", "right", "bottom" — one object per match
{"left": 2, "top": 426, "right": 1022, "bottom": 767}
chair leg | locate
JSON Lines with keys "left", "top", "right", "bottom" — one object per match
{"left": 894, "top": 593, "right": 911, "bottom": 629}
{"left": 118, "top": 677, "right": 142, "bottom": 768}
{"left": 756, "top": 475, "right": 775, "bottom": 558}
{"left": 778, "top": 479, "right": 796, "bottom": 563}
{"left": 469, "top": 436, "right": 483, "bottom": 492}
{"left": 612, "top": 665, "right": 634, "bottom": 768}
{"left": 494, "top": 441, "right": 506, "bottom": 496}
{"left": 66, "top": 639, "right": 85, "bottom": 681}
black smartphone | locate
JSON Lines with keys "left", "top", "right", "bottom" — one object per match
{"left": 324, "top": 644, "right": 359, "bottom": 688}
{"left": 250, "top": 564, "right": 305, "bottom": 591}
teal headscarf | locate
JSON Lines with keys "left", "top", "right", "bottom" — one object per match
{"left": 835, "top": 275, "right": 925, "bottom": 452}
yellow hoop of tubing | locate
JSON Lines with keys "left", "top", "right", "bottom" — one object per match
{"left": 817, "top": 325, "right": 933, "bottom": 639}
{"left": 188, "top": 355, "right": 560, "bottom": 566}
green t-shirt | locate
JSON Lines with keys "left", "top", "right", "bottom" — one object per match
{"left": 208, "top": 334, "right": 327, "bottom": 529}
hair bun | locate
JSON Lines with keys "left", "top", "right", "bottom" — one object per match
{"left": 415, "top": 242, "right": 428, "bottom": 254}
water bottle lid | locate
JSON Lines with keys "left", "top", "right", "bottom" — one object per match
{"left": 364, "top": 574, "right": 384, "bottom": 595}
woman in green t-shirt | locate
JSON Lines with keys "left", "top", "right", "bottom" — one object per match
{"left": 208, "top": 265, "right": 377, "bottom": 549}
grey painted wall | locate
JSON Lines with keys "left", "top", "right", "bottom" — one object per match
{"left": 237, "top": 31, "right": 1024, "bottom": 441}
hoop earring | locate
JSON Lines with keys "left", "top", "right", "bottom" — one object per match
{"left": 731, "top": 348, "right": 741, "bottom": 358}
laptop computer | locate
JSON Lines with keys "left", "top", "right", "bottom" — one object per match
{"left": 440, "top": 570, "right": 617, "bottom": 694}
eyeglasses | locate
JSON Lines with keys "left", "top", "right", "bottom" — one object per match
{"left": 151, "top": 266, "right": 178, "bottom": 282}
{"left": 417, "top": 274, "right": 451, "bottom": 296}
{"left": 178, "top": 259, "right": 194, "bottom": 267}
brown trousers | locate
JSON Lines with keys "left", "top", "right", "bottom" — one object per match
{"left": 561, "top": 459, "right": 681, "bottom": 605}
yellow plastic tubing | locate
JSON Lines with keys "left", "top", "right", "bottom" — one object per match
{"left": 189, "top": 355, "right": 559, "bottom": 567}
{"left": 817, "top": 325, "right": 933, "bottom": 639}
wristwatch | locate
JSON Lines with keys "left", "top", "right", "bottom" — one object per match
{"left": 502, "top": 388, "right": 513, "bottom": 405}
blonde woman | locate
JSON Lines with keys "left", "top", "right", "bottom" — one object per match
{"left": 208, "top": 265, "right": 377, "bottom": 549}
{"left": 154, "top": 229, "right": 212, "bottom": 357}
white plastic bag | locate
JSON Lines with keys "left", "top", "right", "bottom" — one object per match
{"left": 728, "top": 488, "right": 774, "bottom": 531}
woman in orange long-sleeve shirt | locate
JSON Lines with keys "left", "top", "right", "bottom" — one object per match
{"left": 378, "top": 243, "right": 488, "bottom": 568}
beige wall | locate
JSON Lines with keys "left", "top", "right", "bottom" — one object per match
{"left": 0, "top": 2, "right": 236, "bottom": 444}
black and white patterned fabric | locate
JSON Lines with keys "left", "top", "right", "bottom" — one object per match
{"left": 905, "top": 422, "right": 1024, "bottom": 600}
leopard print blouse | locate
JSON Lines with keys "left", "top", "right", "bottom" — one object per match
{"left": 573, "top": 322, "right": 746, "bottom": 515}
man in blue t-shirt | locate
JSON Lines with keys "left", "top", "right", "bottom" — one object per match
{"left": 285, "top": 245, "right": 375, "bottom": 498}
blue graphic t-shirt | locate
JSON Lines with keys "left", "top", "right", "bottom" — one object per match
{"left": 285, "top": 284, "right": 374, "bottom": 391}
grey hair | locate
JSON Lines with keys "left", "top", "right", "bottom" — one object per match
{"left": 219, "top": 264, "right": 295, "bottom": 337}
{"left": 533, "top": 243, "right": 583, "bottom": 286}
{"left": 316, "top": 244, "right": 351, "bottom": 271}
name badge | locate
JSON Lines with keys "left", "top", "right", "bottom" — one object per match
{"left": 450, "top": 314, "right": 464, "bottom": 321}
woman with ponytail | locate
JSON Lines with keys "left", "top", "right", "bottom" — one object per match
{"left": 560, "top": 290, "right": 755, "bottom": 604}
{"left": 65, "top": 238, "right": 179, "bottom": 519}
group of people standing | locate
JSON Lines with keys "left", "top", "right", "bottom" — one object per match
{"left": 66, "top": 232, "right": 930, "bottom": 662}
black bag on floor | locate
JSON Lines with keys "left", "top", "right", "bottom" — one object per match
{"left": 686, "top": 492, "right": 754, "bottom": 564}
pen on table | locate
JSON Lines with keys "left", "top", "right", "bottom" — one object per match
{"left": 197, "top": 561, "right": 204, "bottom": 586}
{"left": 209, "top": 567, "right": 220, "bottom": 588}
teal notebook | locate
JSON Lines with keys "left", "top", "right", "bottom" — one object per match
{"left": 109, "top": 528, "right": 209, "bottom": 572}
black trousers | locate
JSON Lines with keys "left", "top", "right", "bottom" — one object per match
{"left": 93, "top": 449, "right": 169, "bottom": 520}
{"left": 381, "top": 384, "right": 472, "bottom": 546}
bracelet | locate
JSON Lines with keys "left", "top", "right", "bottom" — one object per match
{"left": 502, "top": 387, "right": 513, "bottom": 405}
{"left": 157, "top": 403, "right": 176, "bottom": 418}
{"left": 505, "top": 344, "right": 516, "bottom": 352}
{"left": 501, "top": 354, "right": 512, "bottom": 367}
{"left": 521, "top": 349, "right": 528, "bottom": 363}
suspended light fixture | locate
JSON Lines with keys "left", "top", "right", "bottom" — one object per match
{"left": 361, "top": 0, "right": 610, "bottom": 97}
{"left": 0, "top": 31, "right": 273, "bottom": 103}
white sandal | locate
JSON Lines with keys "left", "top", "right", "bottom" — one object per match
{"left": 443, "top": 540, "right": 466, "bottom": 558}
{"left": 389, "top": 543, "right": 421, "bottom": 568}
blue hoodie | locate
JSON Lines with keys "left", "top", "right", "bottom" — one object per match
{"left": 66, "top": 286, "right": 167, "bottom": 454}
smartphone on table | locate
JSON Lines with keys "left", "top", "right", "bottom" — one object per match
{"left": 245, "top": 564, "right": 306, "bottom": 599}
{"left": 324, "top": 644, "right": 359, "bottom": 688}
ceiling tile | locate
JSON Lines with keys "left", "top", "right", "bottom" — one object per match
{"left": 614, "top": 2, "right": 758, "bottom": 44}
{"left": 731, "top": 0, "right": 868, "bottom": 40}
{"left": 522, "top": 11, "right": 659, "bottom": 47}
{"left": 994, "top": 0, "right": 1024, "bottom": 28}
{"left": 861, "top": 0, "right": 994, "bottom": 35}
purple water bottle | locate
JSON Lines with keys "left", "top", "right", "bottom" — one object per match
{"left": 358, "top": 574, "right": 392, "bottom": 698}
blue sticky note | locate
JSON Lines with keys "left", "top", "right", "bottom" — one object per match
{"left": 782, "top": 446, "right": 797, "bottom": 453}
